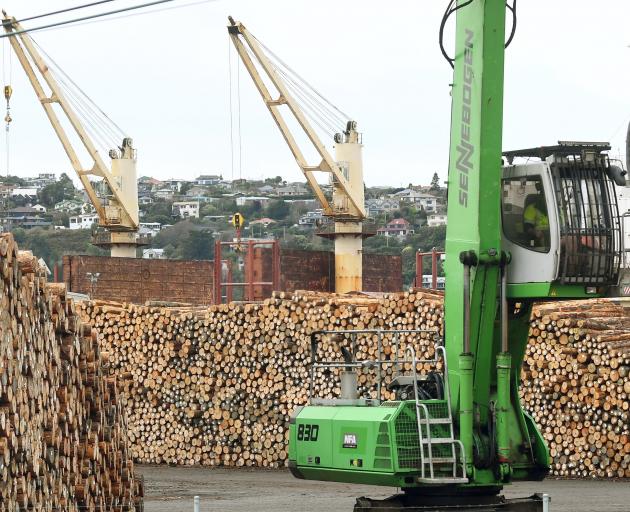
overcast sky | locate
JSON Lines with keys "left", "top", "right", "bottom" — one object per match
{"left": 0, "top": 0, "right": 628, "bottom": 187}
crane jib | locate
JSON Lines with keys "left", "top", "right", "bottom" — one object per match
{"left": 456, "top": 28, "right": 474, "bottom": 208}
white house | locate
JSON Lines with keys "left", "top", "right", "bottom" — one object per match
{"left": 276, "top": 184, "right": 308, "bottom": 196}
{"left": 235, "top": 196, "right": 270, "bottom": 207}
{"left": 139, "top": 222, "right": 162, "bottom": 237}
{"left": 299, "top": 209, "right": 324, "bottom": 226}
{"left": 143, "top": 248, "right": 166, "bottom": 259}
{"left": 54, "top": 199, "right": 84, "bottom": 212}
{"left": 195, "top": 174, "right": 221, "bottom": 186}
{"left": 25, "top": 173, "right": 56, "bottom": 189}
{"left": 32, "top": 204, "right": 47, "bottom": 213}
{"left": 172, "top": 201, "right": 199, "bottom": 219}
{"left": 10, "top": 187, "right": 37, "bottom": 199}
{"left": 427, "top": 214, "right": 447, "bottom": 227}
{"left": 394, "top": 189, "right": 439, "bottom": 212}
{"left": 69, "top": 214, "right": 99, "bottom": 230}
{"left": 154, "top": 188, "right": 175, "bottom": 200}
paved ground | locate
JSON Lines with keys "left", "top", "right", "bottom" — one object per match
{"left": 138, "top": 465, "right": 629, "bottom": 512}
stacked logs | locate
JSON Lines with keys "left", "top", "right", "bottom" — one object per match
{"left": 79, "top": 290, "right": 444, "bottom": 467}
{"left": 0, "top": 234, "right": 143, "bottom": 512}
{"left": 78, "top": 291, "right": 630, "bottom": 478}
{"left": 523, "top": 299, "right": 630, "bottom": 478}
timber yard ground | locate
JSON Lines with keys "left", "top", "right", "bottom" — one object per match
{"left": 139, "top": 465, "right": 630, "bottom": 512}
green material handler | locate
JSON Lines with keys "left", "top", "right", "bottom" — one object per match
{"left": 289, "top": 1, "right": 625, "bottom": 510}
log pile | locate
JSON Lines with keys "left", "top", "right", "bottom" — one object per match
{"left": 78, "top": 290, "right": 630, "bottom": 479}
{"left": 0, "top": 234, "right": 143, "bottom": 512}
{"left": 79, "top": 290, "right": 443, "bottom": 466}
{"left": 523, "top": 300, "right": 630, "bottom": 478}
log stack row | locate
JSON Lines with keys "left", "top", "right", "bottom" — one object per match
{"left": 78, "top": 290, "right": 630, "bottom": 478}
{"left": 0, "top": 234, "right": 143, "bottom": 512}
{"left": 524, "top": 300, "right": 630, "bottom": 478}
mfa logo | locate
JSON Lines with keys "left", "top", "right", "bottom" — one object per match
{"left": 343, "top": 433, "right": 357, "bottom": 448}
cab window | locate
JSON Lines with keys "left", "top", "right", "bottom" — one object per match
{"left": 502, "top": 177, "right": 550, "bottom": 253}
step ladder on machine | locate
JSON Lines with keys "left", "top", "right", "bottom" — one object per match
{"left": 406, "top": 345, "right": 468, "bottom": 484}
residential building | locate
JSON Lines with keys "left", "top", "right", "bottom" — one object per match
{"left": 54, "top": 199, "right": 84, "bottom": 212}
{"left": 195, "top": 174, "right": 222, "bottom": 186}
{"left": 421, "top": 275, "right": 445, "bottom": 290}
{"left": 139, "top": 222, "right": 162, "bottom": 238}
{"left": 249, "top": 217, "right": 276, "bottom": 228}
{"left": 185, "top": 185, "right": 210, "bottom": 198}
{"left": 0, "top": 184, "right": 13, "bottom": 198}
{"left": 153, "top": 188, "right": 175, "bottom": 200}
{"left": 258, "top": 185, "right": 275, "bottom": 194}
{"left": 32, "top": 204, "right": 47, "bottom": 213}
{"left": 394, "top": 189, "right": 439, "bottom": 212}
{"left": 172, "top": 201, "right": 199, "bottom": 219}
{"left": 165, "top": 178, "right": 191, "bottom": 192}
{"left": 235, "top": 196, "right": 270, "bottom": 207}
{"left": 299, "top": 209, "right": 325, "bottom": 226}
{"left": 365, "top": 198, "right": 400, "bottom": 217}
{"left": 138, "top": 195, "right": 154, "bottom": 205}
{"left": 25, "top": 172, "right": 56, "bottom": 189}
{"left": 377, "top": 218, "right": 414, "bottom": 237}
{"left": 10, "top": 187, "right": 37, "bottom": 199}
{"left": 143, "top": 248, "right": 166, "bottom": 259}
{"left": 69, "top": 214, "right": 99, "bottom": 230}
{"left": 2, "top": 207, "right": 51, "bottom": 229}
{"left": 137, "top": 176, "right": 163, "bottom": 194}
{"left": 276, "top": 184, "right": 308, "bottom": 196}
{"left": 427, "top": 214, "right": 447, "bottom": 227}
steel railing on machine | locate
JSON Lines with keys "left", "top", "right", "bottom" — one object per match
{"left": 307, "top": 329, "right": 467, "bottom": 482}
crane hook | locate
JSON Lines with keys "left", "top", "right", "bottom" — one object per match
{"left": 4, "top": 85, "right": 11, "bottom": 129}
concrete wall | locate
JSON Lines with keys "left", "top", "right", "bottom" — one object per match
{"left": 63, "top": 255, "right": 214, "bottom": 304}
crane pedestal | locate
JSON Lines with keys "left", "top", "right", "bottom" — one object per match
{"left": 333, "top": 222, "right": 364, "bottom": 293}
{"left": 92, "top": 231, "right": 147, "bottom": 258}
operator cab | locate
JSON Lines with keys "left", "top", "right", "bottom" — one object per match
{"left": 501, "top": 142, "right": 624, "bottom": 291}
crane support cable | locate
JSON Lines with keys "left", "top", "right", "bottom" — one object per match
{"left": 276, "top": 68, "right": 345, "bottom": 134}
{"left": 29, "top": 37, "right": 127, "bottom": 154}
{"left": 228, "top": 39, "right": 235, "bottom": 181}
{"left": 0, "top": 0, "right": 179, "bottom": 39}
{"left": 36, "top": 0, "right": 216, "bottom": 35}
{"left": 34, "top": 39, "right": 127, "bottom": 138}
{"left": 239, "top": 42, "right": 342, "bottom": 133}
{"left": 240, "top": 41, "right": 347, "bottom": 139}
{"left": 252, "top": 33, "right": 351, "bottom": 124}
{"left": 19, "top": 0, "right": 120, "bottom": 23}
{"left": 266, "top": 50, "right": 349, "bottom": 129}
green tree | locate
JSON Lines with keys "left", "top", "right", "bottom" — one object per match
{"left": 265, "top": 199, "right": 289, "bottom": 220}
{"left": 37, "top": 173, "right": 77, "bottom": 207}
{"left": 430, "top": 172, "right": 441, "bottom": 191}
{"left": 181, "top": 230, "right": 213, "bottom": 260}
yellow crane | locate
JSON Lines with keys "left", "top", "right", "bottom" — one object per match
{"left": 228, "top": 17, "right": 367, "bottom": 293}
{"left": 2, "top": 12, "right": 141, "bottom": 257}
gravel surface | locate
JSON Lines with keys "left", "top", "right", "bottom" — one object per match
{"left": 139, "top": 465, "right": 630, "bottom": 511}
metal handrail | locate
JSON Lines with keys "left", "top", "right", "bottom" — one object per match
{"left": 308, "top": 329, "right": 439, "bottom": 402}
{"left": 406, "top": 345, "right": 434, "bottom": 480}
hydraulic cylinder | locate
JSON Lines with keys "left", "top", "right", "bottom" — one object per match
{"left": 459, "top": 352, "right": 474, "bottom": 474}
{"left": 496, "top": 351, "right": 512, "bottom": 471}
